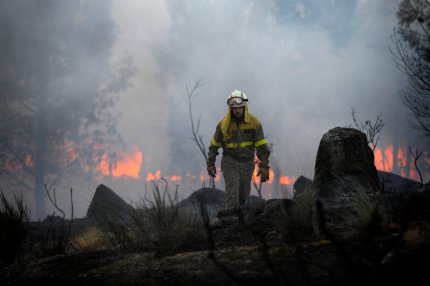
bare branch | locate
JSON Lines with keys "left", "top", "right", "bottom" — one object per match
{"left": 408, "top": 146, "right": 424, "bottom": 185}
{"left": 351, "top": 106, "right": 384, "bottom": 151}
{"left": 44, "top": 184, "right": 66, "bottom": 218}
{"left": 186, "top": 80, "right": 215, "bottom": 189}
{"left": 391, "top": 1, "right": 430, "bottom": 136}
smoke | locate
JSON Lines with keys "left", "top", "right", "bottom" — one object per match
{"left": 110, "top": 0, "right": 420, "bottom": 193}
{"left": 2, "top": 0, "right": 424, "bottom": 218}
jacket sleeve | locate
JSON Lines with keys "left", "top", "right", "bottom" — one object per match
{"left": 207, "top": 123, "right": 223, "bottom": 166}
{"left": 255, "top": 123, "right": 270, "bottom": 168}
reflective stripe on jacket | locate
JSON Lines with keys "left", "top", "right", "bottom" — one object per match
{"left": 207, "top": 107, "right": 270, "bottom": 165}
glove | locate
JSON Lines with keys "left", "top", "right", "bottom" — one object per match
{"left": 257, "top": 167, "right": 270, "bottom": 182}
{"left": 207, "top": 164, "right": 217, "bottom": 178}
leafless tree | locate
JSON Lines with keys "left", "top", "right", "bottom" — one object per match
{"left": 186, "top": 80, "right": 215, "bottom": 189}
{"left": 391, "top": 0, "right": 430, "bottom": 136}
{"left": 43, "top": 184, "right": 75, "bottom": 253}
{"left": 408, "top": 146, "right": 424, "bottom": 185}
{"left": 351, "top": 107, "right": 384, "bottom": 151}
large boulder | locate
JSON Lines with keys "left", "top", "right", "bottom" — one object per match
{"left": 86, "top": 184, "right": 135, "bottom": 221}
{"left": 178, "top": 188, "right": 225, "bottom": 218}
{"left": 312, "top": 127, "right": 380, "bottom": 222}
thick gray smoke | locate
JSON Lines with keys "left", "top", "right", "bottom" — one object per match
{"left": 108, "top": 0, "right": 425, "bottom": 205}
{"left": 2, "top": 0, "right": 426, "bottom": 218}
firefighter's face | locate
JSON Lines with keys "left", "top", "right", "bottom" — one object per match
{"left": 231, "top": 106, "right": 245, "bottom": 119}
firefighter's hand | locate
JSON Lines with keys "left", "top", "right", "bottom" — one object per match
{"left": 207, "top": 165, "right": 217, "bottom": 178}
{"left": 257, "top": 167, "right": 270, "bottom": 182}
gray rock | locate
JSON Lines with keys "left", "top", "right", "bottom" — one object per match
{"left": 248, "top": 195, "right": 266, "bottom": 204}
{"left": 263, "top": 198, "right": 297, "bottom": 216}
{"left": 178, "top": 187, "right": 225, "bottom": 206}
{"left": 312, "top": 127, "right": 380, "bottom": 222}
{"left": 86, "top": 184, "right": 135, "bottom": 221}
{"left": 378, "top": 170, "right": 420, "bottom": 192}
{"left": 293, "top": 175, "right": 313, "bottom": 194}
{"left": 178, "top": 189, "right": 265, "bottom": 218}
{"left": 178, "top": 187, "right": 225, "bottom": 218}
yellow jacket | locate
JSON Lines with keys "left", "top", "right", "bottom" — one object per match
{"left": 207, "top": 105, "right": 270, "bottom": 166}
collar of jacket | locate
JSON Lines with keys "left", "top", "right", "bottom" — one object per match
{"left": 220, "top": 105, "right": 250, "bottom": 140}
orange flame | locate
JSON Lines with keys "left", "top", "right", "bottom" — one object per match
{"left": 374, "top": 144, "right": 429, "bottom": 181}
{"left": 99, "top": 154, "right": 109, "bottom": 176}
{"left": 167, "top": 175, "right": 182, "bottom": 182}
{"left": 99, "top": 147, "right": 143, "bottom": 179}
{"left": 279, "top": 175, "right": 294, "bottom": 185}
{"left": 146, "top": 170, "right": 161, "bottom": 181}
{"left": 268, "top": 169, "right": 274, "bottom": 184}
{"left": 374, "top": 145, "right": 393, "bottom": 171}
{"left": 397, "top": 148, "right": 407, "bottom": 169}
{"left": 409, "top": 167, "right": 419, "bottom": 181}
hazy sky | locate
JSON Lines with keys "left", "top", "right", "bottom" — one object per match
{"left": 108, "top": 0, "right": 420, "bottom": 189}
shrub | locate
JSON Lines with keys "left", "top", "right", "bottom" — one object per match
{"left": 0, "top": 190, "right": 30, "bottom": 264}
{"left": 102, "top": 180, "right": 206, "bottom": 255}
{"left": 275, "top": 189, "right": 315, "bottom": 243}
{"left": 38, "top": 215, "right": 73, "bottom": 257}
{"left": 71, "top": 226, "right": 106, "bottom": 251}
{"left": 343, "top": 191, "right": 391, "bottom": 240}
{"left": 38, "top": 187, "right": 74, "bottom": 257}
{"left": 395, "top": 190, "right": 430, "bottom": 224}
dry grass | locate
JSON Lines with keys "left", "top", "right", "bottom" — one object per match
{"left": 101, "top": 180, "right": 206, "bottom": 255}
{"left": 71, "top": 226, "right": 107, "bottom": 251}
{"left": 274, "top": 189, "right": 315, "bottom": 243}
{"left": 342, "top": 191, "right": 391, "bottom": 240}
{"left": 0, "top": 190, "right": 30, "bottom": 264}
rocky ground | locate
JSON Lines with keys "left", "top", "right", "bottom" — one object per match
{"left": 2, "top": 128, "right": 430, "bottom": 285}
{"left": 2, "top": 192, "right": 430, "bottom": 286}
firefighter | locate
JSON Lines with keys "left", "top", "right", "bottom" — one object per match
{"left": 207, "top": 90, "right": 270, "bottom": 209}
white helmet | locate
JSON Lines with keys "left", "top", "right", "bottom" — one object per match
{"left": 227, "top": 90, "right": 248, "bottom": 107}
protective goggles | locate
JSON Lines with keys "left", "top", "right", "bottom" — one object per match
{"left": 227, "top": 97, "right": 247, "bottom": 106}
